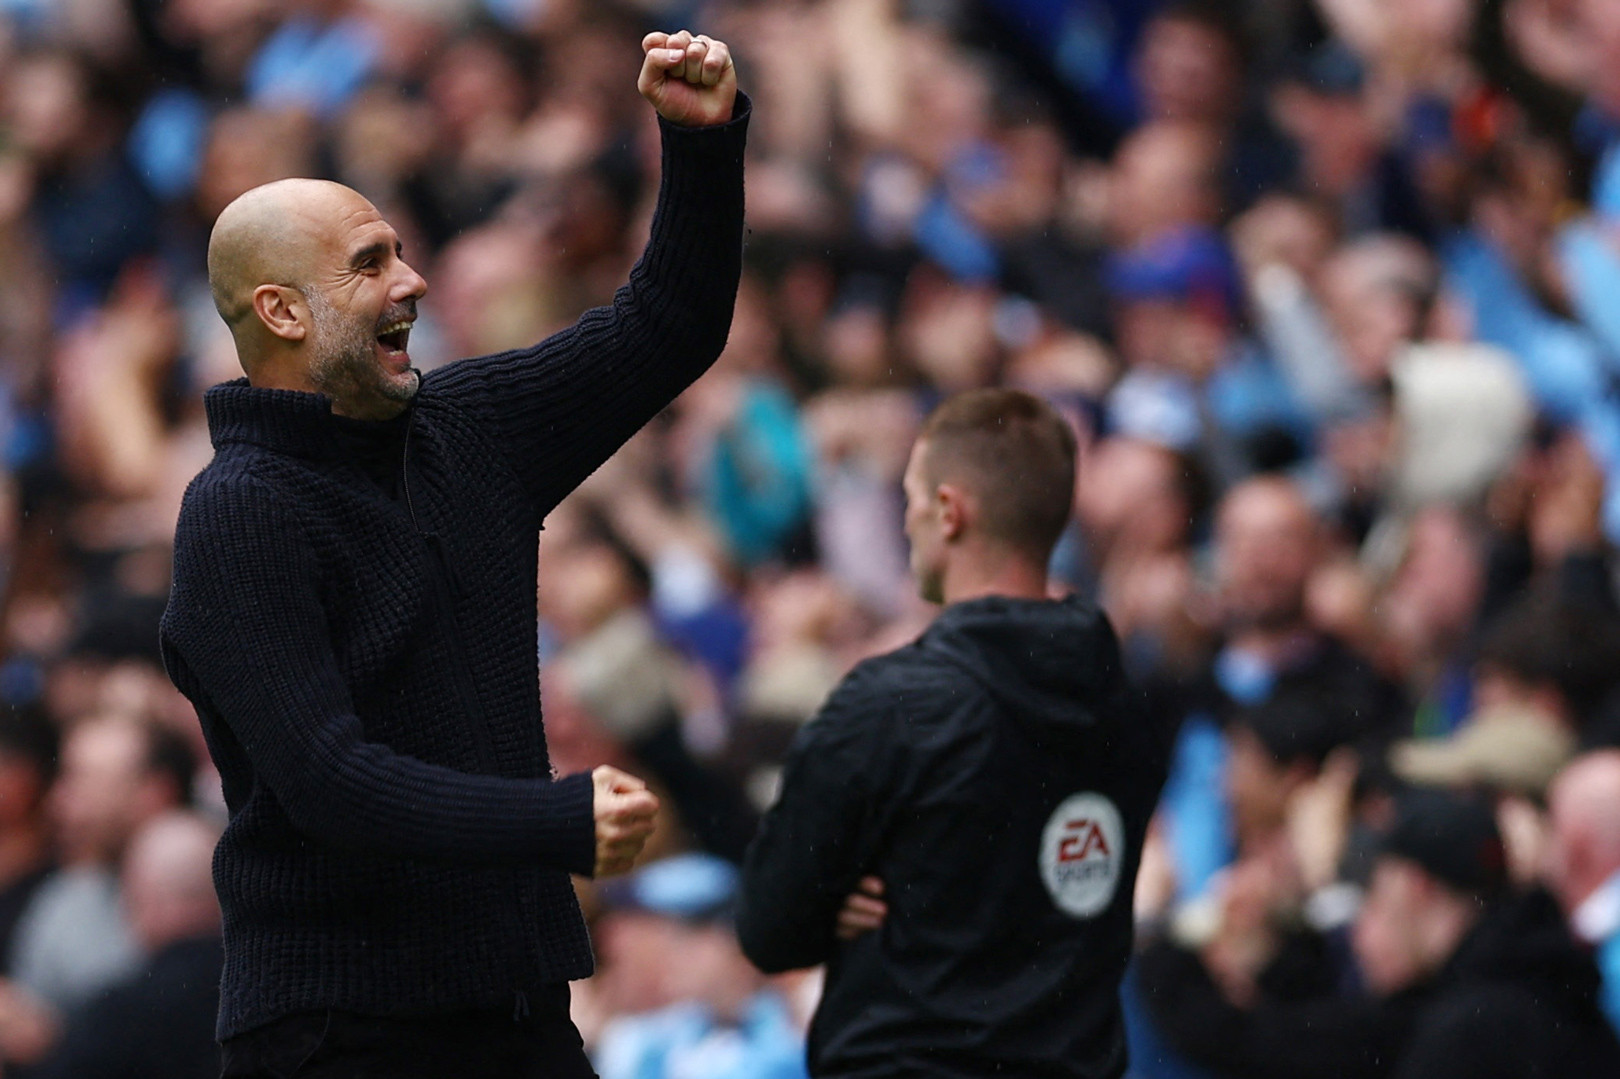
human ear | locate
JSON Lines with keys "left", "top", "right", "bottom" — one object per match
{"left": 252, "top": 284, "right": 309, "bottom": 343}
{"left": 938, "top": 484, "right": 968, "bottom": 541}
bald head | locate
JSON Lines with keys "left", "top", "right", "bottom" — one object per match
{"left": 207, "top": 178, "right": 369, "bottom": 332}
{"left": 1110, "top": 120, "right": 1223, "bottom": 244}
{"left": 1548, "top": 750, "right": 1620, "bottom": 912}
{"left": 204, "top": 177, "right": 428, "bottom": 418}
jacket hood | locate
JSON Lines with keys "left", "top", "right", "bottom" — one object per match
{"left": 918, "top": 594, "right": 1124, "bottom": 746}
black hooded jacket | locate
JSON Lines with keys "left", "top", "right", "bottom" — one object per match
{"left": 1137, "top": 887, "right": 1620, "bottom": 1079}
{"left": 1392, "top": 887, "right": 1620, "bottom": 1079}
{"left": 738, "top": 595, "right": 1169, "bottom": 1078}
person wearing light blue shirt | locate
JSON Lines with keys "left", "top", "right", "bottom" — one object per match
{"left": 594, "top": 854, "right": 809, "bottom": 1079}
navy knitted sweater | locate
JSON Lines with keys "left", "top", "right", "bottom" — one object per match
{"left": 160, "top": 101, "right": 748, "bottom": 1040}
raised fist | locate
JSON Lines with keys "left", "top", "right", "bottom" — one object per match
{"left": 638, "top": 30, "right": 737, "bottom": 128}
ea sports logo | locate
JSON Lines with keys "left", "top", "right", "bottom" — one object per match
{"left": 1039, "top": 792, "right": 1125, "bottom": 918}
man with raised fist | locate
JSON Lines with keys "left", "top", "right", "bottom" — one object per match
{"left": 161, "top": 30, "right": 746, "bottom": 1078}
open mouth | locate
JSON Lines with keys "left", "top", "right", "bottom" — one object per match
{"left": 376, "top": 319, "right": 412, "bottom": 356}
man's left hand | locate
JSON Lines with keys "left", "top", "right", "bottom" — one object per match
{"left": 835, "top": 875, "right": 888, "bottom": 940}
{"left": 638, "top": 30, "right": 737, "bottom": 127}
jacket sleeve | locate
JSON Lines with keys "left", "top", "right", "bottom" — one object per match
{"left": 736, "top": 664, "right": 890, "bottom": 973}
{"left": 424, "top": 96, "right": 750, "bottom": 518}
{"left": 1135, "top": 938, "right": 1406, "bottom": 1079}
{"left": 1389, "top": 988, "right": 1546, "bottom": 1079}
{"left": 161, "top": 476, "right": 596, "bottom": 873}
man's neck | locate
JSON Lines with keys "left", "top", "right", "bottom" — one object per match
{"left": 940, "top": 547, "right": 1050, "bottom": 606}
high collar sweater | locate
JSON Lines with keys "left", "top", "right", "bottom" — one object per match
{"left": 161, "top": 98, "right": 748, "bottom": 1040}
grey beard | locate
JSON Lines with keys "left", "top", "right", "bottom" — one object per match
{"left": 305, "top": 286, "right": 420, "bottom": 406}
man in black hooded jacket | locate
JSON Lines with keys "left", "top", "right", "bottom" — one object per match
{"left": 737, "top": 389, "right": 1170, "bottom": 1078}
{"left": 1137, "top": 787, "right": 1620, "bottom": 1079}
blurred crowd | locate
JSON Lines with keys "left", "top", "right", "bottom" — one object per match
{"left": 0, "top": 0, "right": 1619, "bottom": 1075}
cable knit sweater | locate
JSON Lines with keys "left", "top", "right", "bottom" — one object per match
{"left": 160, "top": 100, "right": 748, "bottom": 1040}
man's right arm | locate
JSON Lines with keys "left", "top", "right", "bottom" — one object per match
{"left": 162, "top": 475, "right": 618, "bottom": 873}
{"left": 736, "top": 665, "right": 891, "bottom": 973}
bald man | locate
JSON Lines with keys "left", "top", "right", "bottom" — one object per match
{"left": 1548, "top": 750, "right": 1620, "bottom": 1036}
{"left": 159, "top": 32, "right": 746, "bottom": 1078}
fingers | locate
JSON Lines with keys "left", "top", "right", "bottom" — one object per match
{"left": 846, "top": 892, "right": 886, "bottom": 914}
{"left": 596, "top": 837, "right": 646, "bottom": 879}
{"left": 638, "top": 29, "right": 736, "bottom": 125}
{"left": 835, "top": 914, "right": 876, "bottom": 939}
{"left": 597, "top": 795, "right": 656, "bottom": 833}
{"left": 834, "top": 876, "right": 889, "bottom": 940}
{"left": 592, "top": 764, "right": 649, "bottom": 796}
{"left": 644, "top": 29, "right": 694, "bottom": 76}
{"left": 608, "top": 788, "right": 659, "bottom": 822}
{"left": 599, "top": 787, "right": 659, "bottom": 835}
{"left": 697, "top": 36, "right": 730, "bottom": 87}
{"left": 637, "top": 32, "right": 689, "bottom": 101}
{"left": 639, "top": 31, "right": 727, "bottom": 86}
{"left": 595, "top": 788, "right": 659, "bottom": 878}
{"left": 681, "top": 36, "right": 707, "bottom": 84}
{"left": 834, "top": 898, "right": 887, "bottom": 939}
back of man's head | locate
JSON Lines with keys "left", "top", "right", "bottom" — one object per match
{"left": 917, "top": 388, "right": 1078, "bottom": 562}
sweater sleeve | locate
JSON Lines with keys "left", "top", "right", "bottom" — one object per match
{"left": 161, "top": 474, "right": 596, "bottom": 873}
{"left": 736, "top": 663, "right": 889, "bottom": 974}
{"left": 425, "top": 96, "right": 750, "bottom": 517}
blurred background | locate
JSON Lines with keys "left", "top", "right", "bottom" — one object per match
{"left": 0, "top": 0, "right": 1618, "bottom": 1076}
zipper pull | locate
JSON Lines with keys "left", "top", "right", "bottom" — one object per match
{"left": 512, "top": 988, "right": 531, "bottom": 1023}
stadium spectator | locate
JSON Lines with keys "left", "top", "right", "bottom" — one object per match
{"left": 0, "top": 703, "right": 57, "bottom": 971}
{"left": 0, "top": 0, "right": 1614, "bottom": 1073}
{"left": 1470, "top": 589, "right": 1620, "bottom": 744}
{"left": 11, "top": 713, "right": 192, "bottom": 1013}
{"left": 1140, "top": 786, "right": 1620, "bottom": 1078}
{"left": 594, "top": 853, "right": 808, "bottom": 1079}
{"left": 1546, "top": 749, "right": 1620, "bottom": 1035}
{"left": 35, "top": 809, "right": 224, "bottom": 1079}
{"left": 1354, "top": 789, "right": 1620, "bottom": 1077}
{"left": 1154, "top": 475, "right": 1403, "bottom": 906}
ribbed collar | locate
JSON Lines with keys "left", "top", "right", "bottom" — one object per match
{"left": 204, "top": 378, "right": 412, "bottom": 460}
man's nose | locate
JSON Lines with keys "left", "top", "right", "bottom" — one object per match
{"left": 394, "top": 260, "right": 428, "bottom": 301}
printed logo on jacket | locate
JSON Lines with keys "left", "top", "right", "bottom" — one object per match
{"left": 1039, "top": 792, "right": 1125, "bottom": 918}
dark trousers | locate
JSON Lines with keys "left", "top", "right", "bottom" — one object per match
{"left": 220, "top": 985, "right": 596, "bottom": 1079}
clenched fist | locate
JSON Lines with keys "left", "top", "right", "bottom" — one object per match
{"left": 638, "top": 30, "right": 737, "bottom": 127}
{"left": 592, "top": 765, "right": 659, "bottom": 878}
